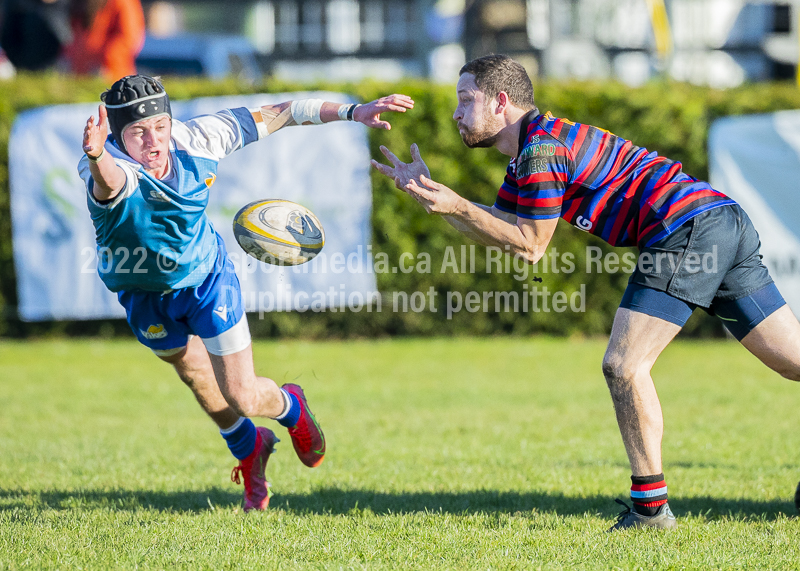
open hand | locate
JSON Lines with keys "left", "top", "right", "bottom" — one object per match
{"left": 83, "top": 104, "right": 108, "bottom": 158}
{"left": 353, "top": 94, "right": 414, "bottom": 130}
{"left": 371, "top": 143, "right": 431, "bottom": 191}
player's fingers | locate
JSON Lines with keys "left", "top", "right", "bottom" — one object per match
{"left": 416, "top": 193, "right": 433, "bottom": 207}
{"left": 386, "top": 94, "right": 414, "bottom": 105}
{"left": 379, "top": 145, "right": 402, "bottom": 165}
{"left": 412, "top": 178, "right": 435, "bottom": 194}
{"left": 366, "top": 117, "right": 390, "bottom": 129}
{"left": 382, "top": 104, "right": 408, "bottom": 113}
{"left": 98, "top": 105, "right": 107, "bottom": 121}
{"left": 406, "top": 180, "right": 435, "bottom": 201}
{"left": 406, "top": 183, "right": 434, "bottom": 202}
{"left": 370, "top": 159, "right": 394, "bottom": 177}
{"left": 419, "top": 174, "right": 443, "bottom": 191}
{"left": 410, "top": 143, "right": 422, "bottom": 162}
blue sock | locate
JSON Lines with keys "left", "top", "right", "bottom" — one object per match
{"left": 275, "top": 389, "right": 301, "bottom": 428}
{"left": 220, "top": 417, "right": 258, "bottom": 460}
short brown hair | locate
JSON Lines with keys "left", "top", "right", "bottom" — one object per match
{"left": 459, "top": 55, "right": 535, "bottom": 110}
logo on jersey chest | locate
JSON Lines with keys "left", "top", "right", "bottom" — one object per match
{"left": 205, "top": 173, "right": 216, "bottom": 188}
{"left": 576, "top": 216, "right": 593, "bottom": 231}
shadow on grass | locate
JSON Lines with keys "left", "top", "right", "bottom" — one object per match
{"left": 0, "top": 487, "right": 243, "bottom": 513}
{"left": 0, "top": 487, "right": 795, "bottom": 520}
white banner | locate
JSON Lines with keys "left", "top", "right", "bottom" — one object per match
{"left": 9, "top": 93, "right": 377, "bottom": 321}
{"left": 709, "top": 111, "right": 800, "bottom": 317}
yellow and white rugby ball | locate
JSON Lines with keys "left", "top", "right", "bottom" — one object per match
{"left": 233, "top": 199, "right": 325, "bottom": 265}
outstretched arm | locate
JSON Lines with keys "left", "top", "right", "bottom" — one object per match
{"left": 407, "top": 175, "right": 559, "bottom": 263}
{"left": 82, "top": 105, "right": 126, "bottom": 202}
{"left": 371, "top": 143, "right": 557, "bottom": 263}
{"left": 253, "top": 94, "right": 414, "bottom": 137}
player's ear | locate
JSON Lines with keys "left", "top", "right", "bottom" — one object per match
{"left": 495, "top": 91, "right": 510, "bottom": 115}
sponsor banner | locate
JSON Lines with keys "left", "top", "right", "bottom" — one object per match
{"left": 9, "top": 93, "right": 376, "bottom": 321}
{"left": 709, "top": 111, "right": 800, "bottom": 316}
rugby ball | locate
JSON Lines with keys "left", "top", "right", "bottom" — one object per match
{"left": 233, "top": 199, "right": 325, "bottom": 265}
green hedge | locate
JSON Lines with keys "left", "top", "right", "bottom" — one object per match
{"left": 1, "top": 74, "right": 799, "bottom": 339}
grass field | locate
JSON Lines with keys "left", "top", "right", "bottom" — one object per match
{"left": 0, "top": 337, "right": 798, "bottom": 569}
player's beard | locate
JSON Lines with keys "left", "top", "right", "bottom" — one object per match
{"left": 460, "top": 109, "right": 501, "bottom": 148}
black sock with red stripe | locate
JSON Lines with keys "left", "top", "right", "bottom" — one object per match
{"left": 630, "top": 473, "right": 668, "bottom": 516}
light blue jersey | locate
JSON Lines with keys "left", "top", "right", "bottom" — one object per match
{"left": 78, "top": 107, "right": 260, "bottom": 292}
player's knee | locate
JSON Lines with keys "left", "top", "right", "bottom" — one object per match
{"left": 601, "top": 353, "right": 636, "bottom": 387}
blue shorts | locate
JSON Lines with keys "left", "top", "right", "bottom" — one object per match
{"left": 620, "top": 204, "right": 786, "bottom": 340}
{"left": 118, "top": 235, "right": 250, "bottom": 356}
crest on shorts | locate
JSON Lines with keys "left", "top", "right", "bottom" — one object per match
{"left": 141, "top": 324, "right": 168, "bottom": 339}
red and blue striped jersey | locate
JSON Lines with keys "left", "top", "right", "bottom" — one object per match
{"left": 494, "top": 111, "right": 736, "bottom": 247}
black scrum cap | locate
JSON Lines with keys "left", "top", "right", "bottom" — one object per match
{"left": 101, "top": 75, "right": 172, "bottom": 155}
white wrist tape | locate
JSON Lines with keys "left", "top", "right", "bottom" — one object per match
{"left": 250, "top": 106, "right": 295, "bottom": 138}
{"left": 290, "top": 99, "right": 324, "bottom": 125}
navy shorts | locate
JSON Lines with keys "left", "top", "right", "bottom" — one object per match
{"left": 620, "top": 204, "right": 785, "bottom": 340}
{"left": 117, "top": 235, "right": 249, "bottom": 355}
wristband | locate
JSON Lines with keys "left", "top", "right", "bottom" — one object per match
{"left": 347, "top": 104, "right": 360, "bottom": 121}
{"left": 86, "top": 148, "right": 105, "bottom": 163}
{"left": 337, "top": 103, "right": 359, "bottom": 121}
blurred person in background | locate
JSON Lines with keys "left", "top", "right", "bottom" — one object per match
{"left": 0, "top": 0, "right": 71, "bottom": 71}
{"left": 79, "top": 74, "right": 414, "bottom": 511}
{"left": 374, "top": 53, "right": 800, "bottom": 532}
{"left": 63, "top": 0, "right": 144, "bottom": 81}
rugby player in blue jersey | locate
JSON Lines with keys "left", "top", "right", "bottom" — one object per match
{"left": 80, "top": 74, "right": 414, "bottom": 511}
{"left": 373, "top": 54, "right": 800, "bottom": 530}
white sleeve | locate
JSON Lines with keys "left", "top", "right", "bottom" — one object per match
{"left": 176, "top": 109, "right": 256, "bottom": 161}
{"left": 78, "top": 154, "right": 139, "bottom": 210}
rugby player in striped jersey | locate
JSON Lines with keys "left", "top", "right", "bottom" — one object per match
{"left": 372, "top": 54, "right": 800, "bottom": 531}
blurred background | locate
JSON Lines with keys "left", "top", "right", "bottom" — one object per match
{"left": 2, "top": 0, "right": 800, "bottom": 86}
{"left": 136, "top": 0, "right": 800, "bottom": 86}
